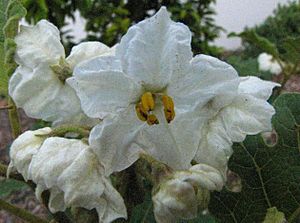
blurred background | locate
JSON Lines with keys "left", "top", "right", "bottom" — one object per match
{"left": 1, "top": 0, "right": 300, "bottom": 222}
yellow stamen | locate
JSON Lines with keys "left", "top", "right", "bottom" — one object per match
{"left": 147, "top": 114, "right": 159, "bottom": 125}
{"left": 141, "top": 92, "right": 155, "bottom": 112}
{"left": 162, "top": 95, "right": 175, "bottom": 123}
{"left": 135, "top": 103, "right": 148, "bottom": 121}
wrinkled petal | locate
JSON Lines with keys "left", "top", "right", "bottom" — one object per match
{"left": 29, "top": 137, "right": 127, "bottom": 223}
{"left": 194, "top": 117, "right": 232, "bottom": 176}
{"left": 89, "top": 106, "right": 144, "bottom": 176}
{"left": 7, "top": 127, "right": 51, "bottom": 181}
{"left": 68, "top": 56, "right": 142, "bottom": 119}
{"left": 58, "top": 148, "right": 127, "bottom": 223}
{"left": 220, "top": 77, "right": 279, "bottom": 142}
{"left": 66, "top": 41, "right": 112, "bottom": 69}
{"left": 35, "top": 185, "right": 67, "bottom": 213}
{"left": 138, "top": 109, "right": 191, "bottom": 170}
{"left": 238, "top": 76, "right": 280, "bottom": 100}
{"left": 168, "top": 54, "right": 240, "bottom": 110}
{"left": 116, "top": 7, "right": 192, "bottom": 91}
{"left": 15, "top": 20, "right": 64, "bottom": 68}
{"left": 9, "top": 64, "right": 95, "bottom": 126}
{"left": 90, "top": 105, "right": 194, "bottom": 176}
{"left": 194, "top": 76, "right": 278, "bottom": 174}
{"left": 183, "top": 164, "right": 225, "bottom": 191}
{"left": 29, "top": 138, "right": 84, "bottom": 188}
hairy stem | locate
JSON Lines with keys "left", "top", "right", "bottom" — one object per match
{"left": 49, "top": 125, "right": 91, "bottom": 138}
{"left": 0, "top": 199, "right": 49, "bottom": 223}
{"left": 7, "top": 97, "right": 21, "bottom": 139}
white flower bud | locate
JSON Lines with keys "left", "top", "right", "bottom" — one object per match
{"left": 7, "top": 127, "right": 52, "bottom": 181}
{"left": 153, "top": 178, "right": 198, "bottom": 223}
{"left": 152, "top": 164, "right": 224, "bottom": 223}
{"left": 258, "top": 53, "right": 282, "bottom": 75}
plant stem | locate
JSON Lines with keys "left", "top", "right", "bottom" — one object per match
{"left": 0, "top": 199, "right": 49, "bottom": 223}
{"left": 7, "top": 97, "right": 21, "bottom": 139}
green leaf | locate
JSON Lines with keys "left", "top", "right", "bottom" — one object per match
{"left": 4, "top": 0, "right": 27, "bottom": 39}
{"left": 181, "top": 214, "right": 218, "bottom": 223}
{"left": 209, "top": 93, "right": 300, "bottom": 223}
{"left": 0, "top": 0, "right": 26, "bottom": 97}
{"left": 263, "top": 207, "right": 286, "bottom": 223}
{"left": 0, "top": 178, "right": 28, "bottom": 198}
{"left": 229, "top": 30, "right": 279, "bottom": 58}
{"left": 0, "top": 1, "right": 9, "bottom": 96}
{"left": 281, "top": 37, "right": 300, "bottom": 65}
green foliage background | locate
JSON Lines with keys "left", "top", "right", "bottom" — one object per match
{"left": 241, "top": 2, "right": 300, "bottom": 58}
{"left": 21, "top": 0, "right": 222, "bottom": 55}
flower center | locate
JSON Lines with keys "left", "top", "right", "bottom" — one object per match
{"left": 135, "top": 92, "right": 175, "bottom": 125}
{"left": 50, "top": 57, "right": 72, "bottom": 83}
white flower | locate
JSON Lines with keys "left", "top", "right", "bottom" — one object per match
{"left": 9, "top": 20, "right": 113, "bottom": 126}
{"left": 68, "top": 7, "right": 239, "bottom": 175}
{"left": 152, "top": 164, "right": 223, "bottom": 223}
{"left": 9, "top": 133, "right": 127, "bottom": 223}
{"left": 7, "top": 127, "right": 51, "bottom": 180}
{"left": 194, "top": 76, "right": 279, "bottom": 175}
{"left": 258, "top": 53, "right": 282, "bottom": 75}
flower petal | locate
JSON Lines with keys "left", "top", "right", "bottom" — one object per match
{"left": 9, "top": 64, "right": 94, "bottom": 126}
{"left": 15, "top": 20, "right": 64, "bottom": 68}
{"left": 57, "top": 147, "right": 127, "bottom": 223}
{"left": 238, "top": 76, "right": 280, "bottom": 100}
{"left": 7, "top": 127, "right": 51, "bottom": 181}
{"left": 89, "top": 106, "right": 144, "bottom": 176}
{"left": 90, "top": 105, "right": 197, "bottom": 176}
{"left": 139, "top": 109, "right": 192, "bottom": 170}
{"left": 194, "top": 118, "right": 233, "bottom": 176}
{"left": 221, "top": 99, "right": 274, "bottom": 142}
{"left": 66, "top": 41, "right": 112, "bottom": 69}
{"left": 29, "top": 137, "right": 127, "bottom": 222}
{"left": 68, "top": 56, "right": 142, "bottom": 119}
{"left": 168, "top": 55, "right": 240, "bottom": 110}
{"left": 116, "top": 7, "right": 192, "bottom": 91}
{"left": 29, "top": 138, "right": 85, "bottom": 188}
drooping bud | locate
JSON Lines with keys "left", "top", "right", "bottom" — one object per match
{"left": 152, "top": 164, "right": 224, "bottom": 223}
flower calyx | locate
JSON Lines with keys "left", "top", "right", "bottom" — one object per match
{"left": 50, "top": 57, "right": 72, "bottom": 83}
